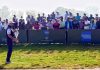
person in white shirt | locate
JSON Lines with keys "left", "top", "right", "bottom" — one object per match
{"left": 4, "top": 19, "right": 8, "bottom": 30}
{"left": 84, "top": 19, "right": 90, "bottom": 29}
{"left": 65, "top": 11, "right": 69, "bottom": 21}
{"left": 56, "top": 12, "right": 61, "bottom": 19}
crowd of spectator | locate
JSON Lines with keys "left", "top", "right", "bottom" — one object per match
{"left": 0, "top": 11, "right": 100, "bottom": 31}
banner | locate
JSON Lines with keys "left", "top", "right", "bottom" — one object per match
{"left": 81, "top": 31, "right": 91, "bottom": 43}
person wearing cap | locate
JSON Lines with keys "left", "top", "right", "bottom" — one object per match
{"left": 6, "top": 22, "right": 18, "bottom": 64}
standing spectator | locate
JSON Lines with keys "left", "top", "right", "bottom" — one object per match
{"left": 26, "top": 15, "right": 31, "bottom": 24}
{"left": 69, "top": 12, "right": 73, "bottom": 19}
{"left": 42, "top": 13, "right": 46, "bottom": 21}
{"left": 3, "top": 19, "right": 8, "bottom": 30}
{"left": 65, "top": 11, "right": 69, "bottom": 21}
{"left": 79, "top": 19, "right": 84, "bottom": 29}
{"left": 90, "top": 19, "right": 96, "bottom": 29}
{"left": 53, "top": 19, "right": 60, "bottom": 29}
{"left": 32, "top": 21, "right": 40, "bottom": 30}
{"left": 95, "top": 14, "right": 99, "bottom": 21}
{"left": 89, "top": 14, "right": 94, "bottom": 21}
{"left": 25, "top": 21, "right": 32, "bottom": 30}
{"left": 46, "top": 21, "right": 53, "bottom": 29}
{"left": 13, "top": 15, "right": 18, "bottom": 29}
{"left": 56, "top": 12, "right": 61, "bottom": 19}
{"left": 51, "top": 12, "right": 55, "bottom": 19}
{"left": 96, "top": 18, "right": 100, "bottom": 29}
{"left": 47, "top": 14, "right": 52, "bottom": 22}
{"left": 41, "top": 19, "right": 47, "bottom": 30}
{"left": 73, "top": 17, "right": 79, "bottom": 29}
{"left": 84, "top": 18, "right": 90, "bottom": 29}
{"left": 19, "top": 16, "right": 25, "bottom": 30}
{"left": 30, "top": 16, "right": 35, "bottom": 24}
{"left": 82, "top": 13, "right": 88, "bottom": 20}
{"left": 37, "top": 14, "right": 42, "bottom": 22}
{"left": 0, "top": 17, "right": 2, "bottom": 31}
{"left": 75, "top": 13, "right": 81, "bottom": 21}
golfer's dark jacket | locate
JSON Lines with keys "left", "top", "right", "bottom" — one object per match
{"left": 6, "top": 28, "right": 15, "bottom": 44}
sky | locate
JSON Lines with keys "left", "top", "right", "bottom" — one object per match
{"left": 0, "top": 0, "right": 100, "bottom": 14}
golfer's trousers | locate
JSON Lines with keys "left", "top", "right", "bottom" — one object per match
{"left": 6, "top": 41, "right": 13, "bottom": 62}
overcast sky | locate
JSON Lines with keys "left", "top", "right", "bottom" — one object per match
{"left": 0, "top": 0, "right": 100, "bottom": 14}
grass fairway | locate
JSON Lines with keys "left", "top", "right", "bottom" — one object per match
{"left": 0, "top": 44, "right": 100, "bottom": 69}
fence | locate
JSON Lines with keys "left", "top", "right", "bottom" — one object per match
{"left": 0, "top": 29, "right": 100, "bottom": 44}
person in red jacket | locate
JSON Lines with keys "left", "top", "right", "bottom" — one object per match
{"left": 53, "top": 19, "right": 60, "bottom": 29}
{"left": 32, "top": 21, "right": 40, "bottom": 30}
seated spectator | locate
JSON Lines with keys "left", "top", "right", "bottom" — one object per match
{"left": 53, "top": 19, "right": 60, "bottom": 29}
{"left": 32, "top": 21, "right": 41, "bottom": 30}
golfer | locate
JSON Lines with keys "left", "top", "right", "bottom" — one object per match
{"left": 6, "top": 22, "right": 18, "bottom": 64}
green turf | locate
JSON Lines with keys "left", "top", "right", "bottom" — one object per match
{"left": 0, "top": 44, "right": 100, "bottom": 69}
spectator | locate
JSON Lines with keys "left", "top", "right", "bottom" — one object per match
{"left": 41, "top": 19, "right": 47, "bottom": 30}
{"left": 51, "top": 12, "right": 55, "bottom": 19}
{"left": 84, "top": 18, "right": 90, "bottom": 29}
{"left": 47, "top": 14, "right": 52, "bottom": 22}
{"left": 53, "top": 19, "right": 60, "bottom": 29}
{"left": 37, "top": 14, "right": 42, "bottom": 22}
{"left": 56, "top": 12, "right": 61, "bottom": 19}
{"left": 89, "top": 14, "right": 94, "bottom": 21}
{"left": 25, "top": 21, "right": 32, "bottom": 30}
{"left": 46, "top": 21, "right": 53, "bottom": 29}
{"left": 13, "top": 15, "right": 18, "bottom": 29}
{"left": 42, "top": 13, "right": 46, "bottom": 21}
{"left": 0, "top": 17, "right": 2, "bottom": 31}
{"left": 73, "top": 17, "right": 79, "bottom": 29}
{"left": 96, "top": 18, "right": 100, "bottom": 29}
{"left": 32, "top": 21, "right": 40, "bottom": 30}
{"left": 75, "top": 13, "right": 81, "bottom": 21}
{"left": 3, "top": 19, "right": 8, "bottom": 30}
{"left": 58, "top": 18, "right": 65, "bottom": 29}
{"left": 95, "top": 14, "right": 99, "bottom": 21}
{"left": 79, "top": 19, "right": 84, "bottom": 29}
{"left": 30, "top": 16, "right": 35, "bottom": 24}
{"left": 26, "top": 15, "right": 31, "bottom": 24}
{"left": 90, "top": 19, "right": 96, "bottom": 29}
{"left": 82, "top": 13, "right": 88, "bottom": 20}
{"left": 19, "top": 16, "right": 25, "bottom": 30}
{"left": 65, "top": 11, "right": 69, "bottom": 21}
